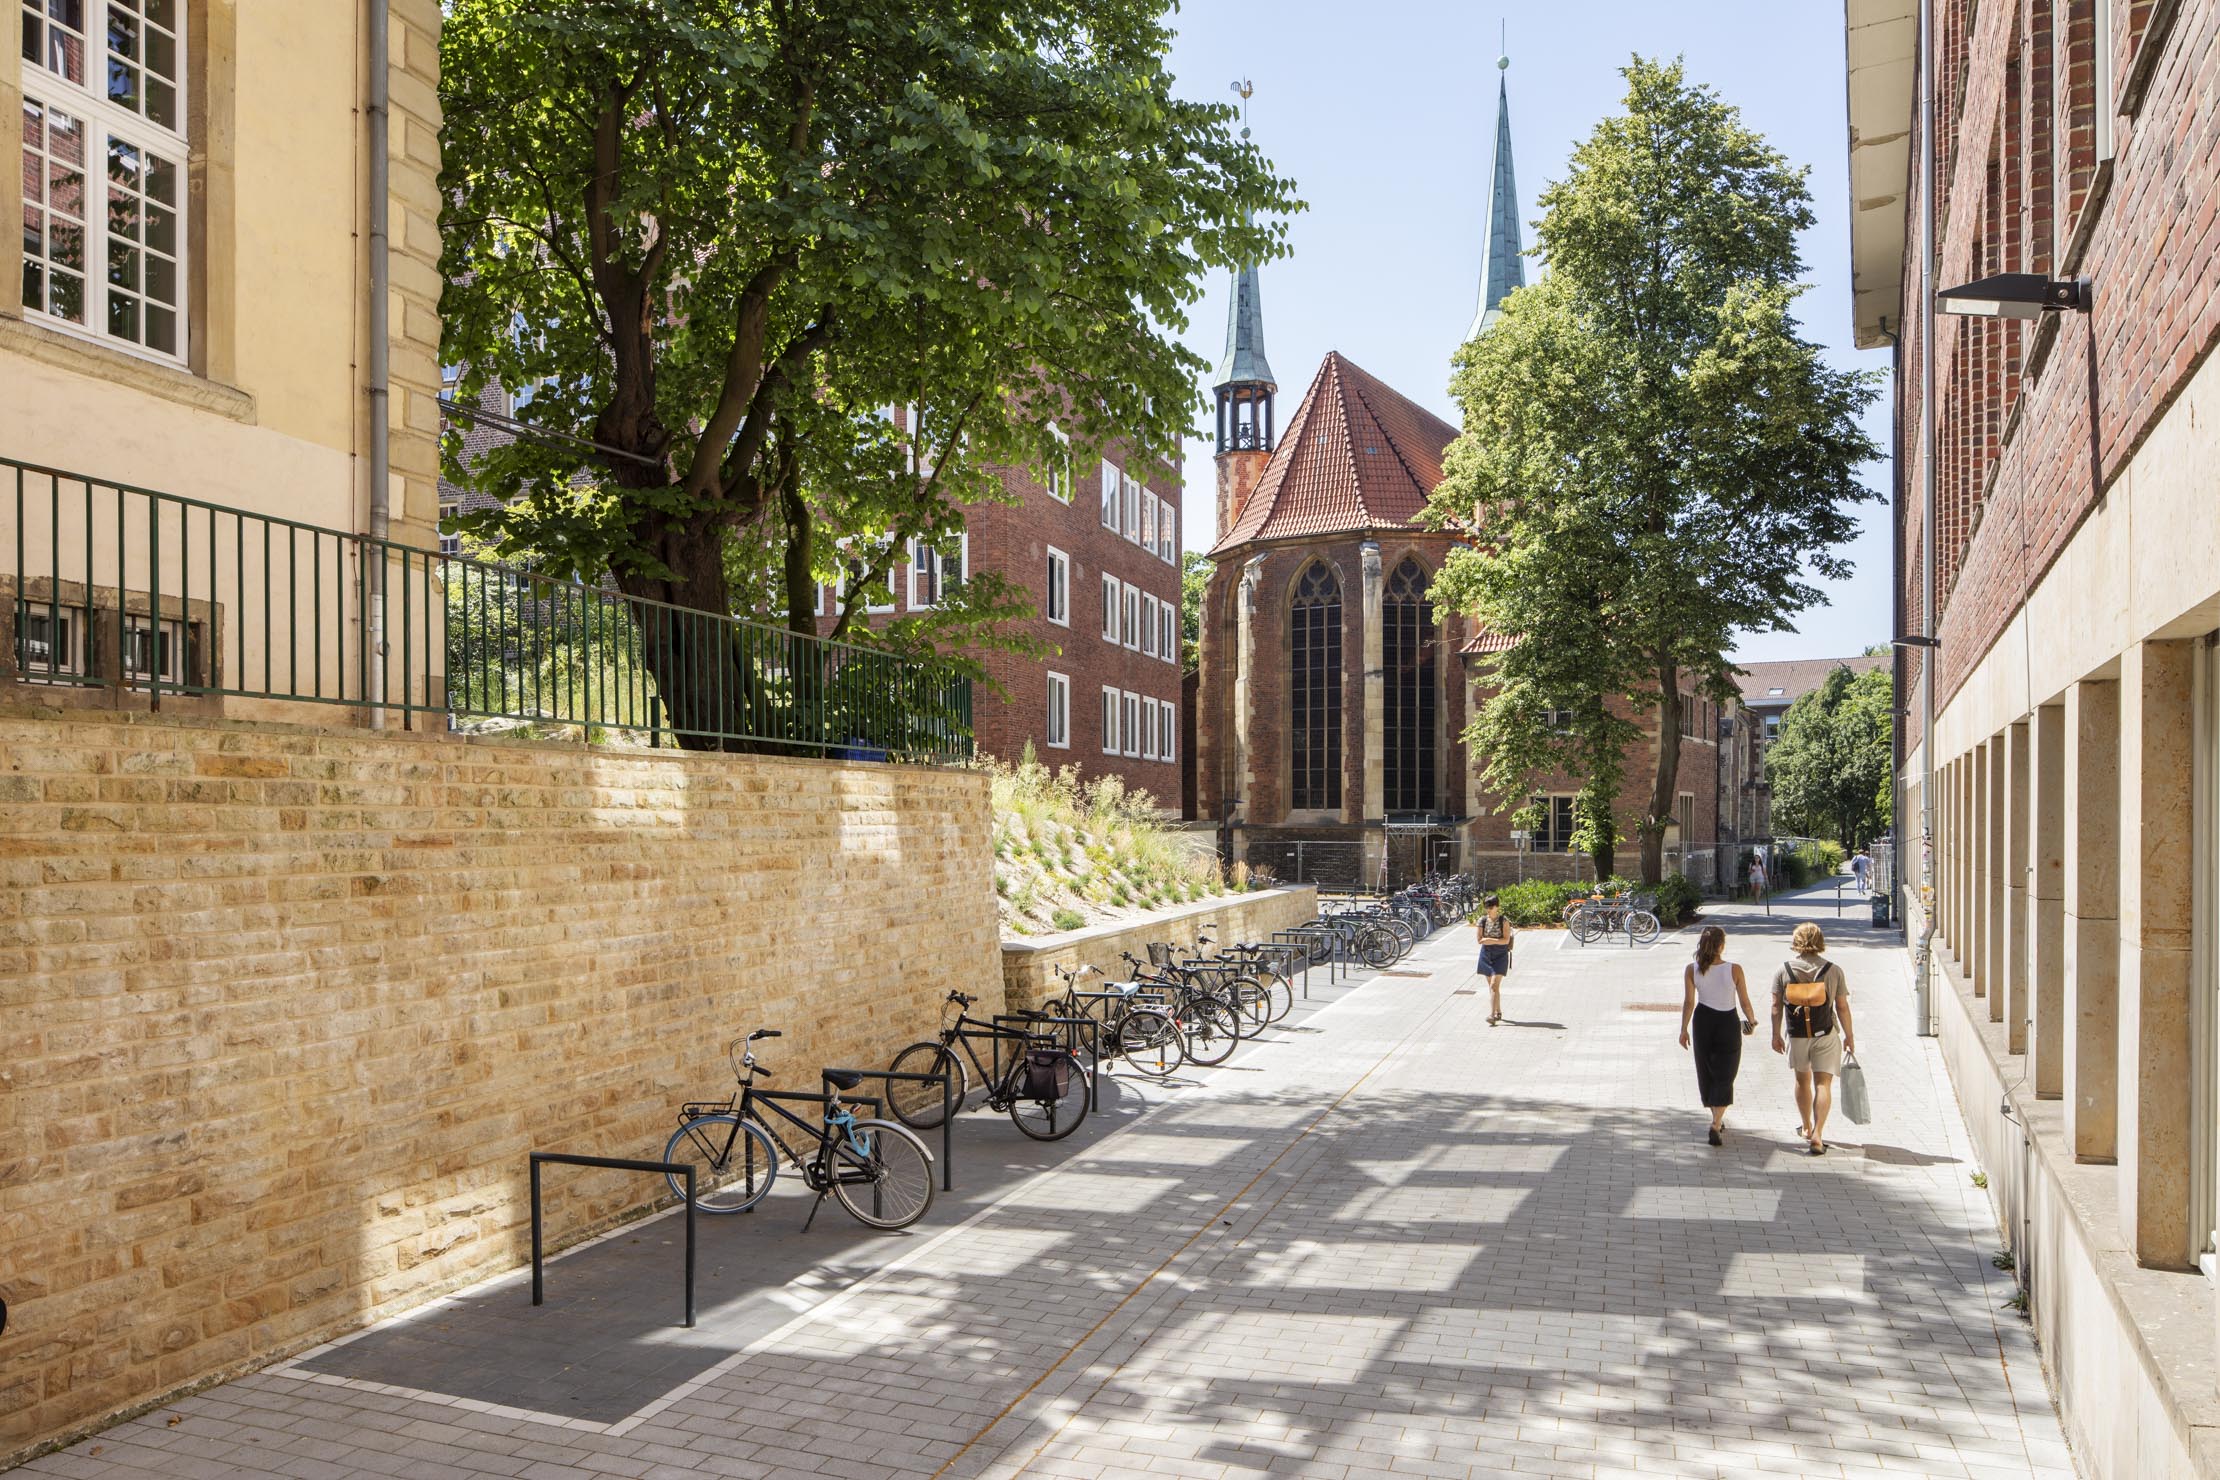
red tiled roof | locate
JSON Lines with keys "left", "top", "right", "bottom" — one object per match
{"left": 1211, "top": 352, "right": 1461, "bottom": 553}
{"left": 1735, "top": 655, "right": 1887, "bottom": 708}
{"left": 1460, "top": 629, "right": 1518, "bottom": 655}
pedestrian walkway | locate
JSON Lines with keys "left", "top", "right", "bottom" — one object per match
{"left": 24, "top": 891, "right": 2075, "bottom": 1479}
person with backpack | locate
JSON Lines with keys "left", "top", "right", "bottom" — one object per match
{"left": 1678, "top": 925, "right": 1758, "bottom": 1146}
{"left": 1770, "top": 921, "right": 1855, "bottom": 1154}
{"left": 1475, "top": 895, "right": 1514, "bottom": 1026}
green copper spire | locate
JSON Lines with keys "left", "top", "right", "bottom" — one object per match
{"left": 1214, "top": 259, "right": 1275, "bottom": 391}
{"left": 1468, "top": 54, "right": 1525, "bottom": 340}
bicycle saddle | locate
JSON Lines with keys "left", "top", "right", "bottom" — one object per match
{"left": 825, "top": 1069, "right": 864, "bottom": 1091}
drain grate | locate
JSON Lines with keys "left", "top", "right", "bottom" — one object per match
{"left": 1624, "top": 1002, "right": 1683, "bottom": 1011}
{"left": 1381, "top": 969, "right": 1428, "bottom": 978}
{"left": 1452, "top": 989, "right": 1478, "bottom": 996}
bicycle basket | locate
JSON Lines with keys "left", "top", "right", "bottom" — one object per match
{"left": 1146, "top": 941, "right": 1175, "bottom": 968}
{"left": 1022, "top": 1047, "right": 1073, "bottom": 1102}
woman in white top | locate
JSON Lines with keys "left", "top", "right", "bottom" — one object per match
{"left": 1678, "top": 925, "right": 1757, "bottom": 1146}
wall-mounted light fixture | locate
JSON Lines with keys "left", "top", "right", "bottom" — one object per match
{"left": 1936, "top": 273, "right": 2093, "bottom": 321}
{"left": 1893, "top": 635, "right": 1941, "bottom": 649}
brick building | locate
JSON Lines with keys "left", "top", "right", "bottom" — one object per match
{"left": 1731, "top": 653, "right": 1889, "bottom": 837}
{"left": 1843, "top": 1, "right": 2220, "bottom": 1471}
{"left": 1193, "top": 63, "right": 1723, "bottom": 889}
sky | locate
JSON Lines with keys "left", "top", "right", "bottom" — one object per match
{"left": 1160, "top": 0, "right": 1894, "bottom": 665}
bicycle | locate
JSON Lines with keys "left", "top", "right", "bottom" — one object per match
{"left": 1041, "top": 963, "right": 1187, "bottom": 1079}
{"left": 1117, "top": 951, "right": 1244, "bottom": 1065}
{"left": 662, "top": 1029, "right": 935, "bottom": 1230}
{"left": 1571, "top": 892, "right": 1661, "bottom": 945}
{"left": 885, "top": 992, "right": 1090, "bottom": 1140}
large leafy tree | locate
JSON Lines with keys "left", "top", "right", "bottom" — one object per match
{"left": 1767, "top": 665, "right": 1894, "bottom": 847}
{"left": 1426, "top": 57, "right": 1879, "bottom": 881}
{"left": 439, "top": 0, "right": 1295, "bottom": 746}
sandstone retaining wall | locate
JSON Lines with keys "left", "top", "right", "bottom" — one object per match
{"left": 0, "top": 708, "right": 1000, "bottom": 1461}
{"left": 1000, "top": 886, "right": 1319, "bottom": 1013}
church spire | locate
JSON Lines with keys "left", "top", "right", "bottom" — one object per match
{"left": 1213, "top": 81, "right": 1276, "bottom": 461}
{"left": 1468, "top": 50, "right": 1525, "bottom": 340}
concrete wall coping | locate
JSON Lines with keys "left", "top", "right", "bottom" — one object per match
{"left": 1000, "top": 884, "right": 1318, "bottom": 953}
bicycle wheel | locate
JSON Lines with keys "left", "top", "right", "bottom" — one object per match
{"left": 1181, "top": 999, "right": 1241, "bottom": 1066}
{"left": 886, "top": 1042, "right": 965, "bottom": 1130}
{"left": 1627, "top": 910, "right": 1661, "bottom": 945}
{"left": 1261, "top": 972, "right": 1295, "bottom": 1023}
{"left": 1358, "top": 928, "right": 1397, "bottom": 969}
{"left": 1115, "top": 1007, "right": 1185, "bottom": 1078}
{"left": 1572, "top": 911, "right": 1605, "bottom": 945}
{"left": 1008, "top": 1049, "right": 1089, "bottom": 1141}
{"left": 1230, "top": 976, "right": 1271, "bottom": 1030}
{"left": 663, "top": 1114, "right": 779, "bottom": 1214}
{"left": 827, "top": 1119, "right": 936, "bottom": 1230}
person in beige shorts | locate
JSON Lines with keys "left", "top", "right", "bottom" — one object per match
{"left": 1769, "top": 922, "right": 1856, "bottom": 1154}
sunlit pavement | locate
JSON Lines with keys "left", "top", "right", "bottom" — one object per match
{"left": 24, "top": 887, "right": 2075, "bottom": 1479}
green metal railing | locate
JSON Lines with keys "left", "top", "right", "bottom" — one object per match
{"left": 3, "top": 455, "right": 972, "bottom": 762}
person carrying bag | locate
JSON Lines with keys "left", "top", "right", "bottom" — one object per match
{"left": 1770, "top": 922, "right": 1855, "bottom": 1155}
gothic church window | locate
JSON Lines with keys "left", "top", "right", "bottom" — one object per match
{"left": 1382, "top": 558, "right": 1436, "bottom": 813}
{"left": 1289, "top": 562, "right": 1343, "bottom": 810}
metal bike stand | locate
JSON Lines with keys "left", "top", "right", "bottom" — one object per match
{"left": 822, "top": 1066, "right": 956, "bottom": 1191}
{"left": 993, "top": 1013, "right": 1102, "bottom": 1111}
{"left": 529, "top": 1151, "right": 695, "bottom": 1328}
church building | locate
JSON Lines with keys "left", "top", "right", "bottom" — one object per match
{"left": 1192, "top": 60, "right": 1725, "bottom": 888}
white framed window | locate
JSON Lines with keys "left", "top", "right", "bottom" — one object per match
{"left": 842, "top": 545, "right": 896, "bottom": 615}
{"left": 1159, "top": 501, "right": 1178, "bottom": 563}
{"left": 1045, "top": 423, "right": 1072, "bottom": 503}
{"left": 439, "top": 530, "right": 462, "bottom": 558}
{"left": 1141, "top": 697, "right": 1159, "bottom": 760}
{"left": 1123, "top": 584, "right": 1141, "bottom": 650}
{"left": 1100, "top": 460, "right": 1119, "bottom": 527}
{"left": 1141, "top": 491, "right": 1160, "bottom": 556}
{"left": 1101, "top": 684, "right": 1119, "bottom": 754}
{"left": 1141, "top": 594, "right": 1158, "bottom": 658}
{"left": 13, "top": 599, "right": 88, "bottom": 681}
{"left": 1122, "top": 691, "right": 1141, "bottom": 758}
{"left": 122, "top": 612, "right": 186, "bottom": 685}
{"left": 1159, "top": 600, "right": 1177, "bottom": 663}
{"left": 20, "top": 0, "right": 188, "bottom": 361}
{"left": 1046, "top": 671, "right": 1071, "bottom": 749}
{"left": 1100, "top": 573, "right": 1119, "bottom": 642}
{"left": 1045, "top": 546, "right": 1070, "bottom": 627}
{"left": 1123, "top": 474, "right": 1143, "bottom": 542}
{"left": 1159, "top": 700, "right": 1176, "bottom": 762}
{"left": 908, "top": 534, "right": 965, "bottom": 609}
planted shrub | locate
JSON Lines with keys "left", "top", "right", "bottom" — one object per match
{"left": 1051, "top": 907, "right": 1085, "bottom": 932}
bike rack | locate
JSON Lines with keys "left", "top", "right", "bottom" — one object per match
{"left": 529, "top": 1151, "right": 695, "bottom": 1328}
{"left": 819, "top": 1067, "right": 956, "bottom": 1191}
{"left": 992, "top": 1013, "right": 1103, "bottom": 1112}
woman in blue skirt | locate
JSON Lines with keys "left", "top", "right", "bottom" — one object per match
{"left": 1476, "top": 894, "right": 1514, "bottom": 1025}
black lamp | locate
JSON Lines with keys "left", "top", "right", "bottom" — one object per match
{"left": 1892, "top": 635, "right": 1940, "bottom": 649}
{"left": 1936, "top": 273, "right": 2092, "bottom": 321}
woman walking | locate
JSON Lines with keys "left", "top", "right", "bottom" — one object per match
{"left": 1475, "top": 895, "right": 1514, "bottom": 1026}
{"left": 1678, "top": 926, "right": 1756, "bottom": 1146}
{"left": 1770, "top": 922, "right": 1856, "bottom": 1154}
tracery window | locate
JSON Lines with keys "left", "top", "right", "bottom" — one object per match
{"left": 1289, "top": 562, "right": 1342, "bottom": 811}
{"left": 1382, "top": 557, "right": 1437, "bottom": 813}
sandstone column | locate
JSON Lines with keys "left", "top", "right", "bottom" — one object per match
{"left": 1954, "top": 756, "right": 1971, "bottom": 965}
{"left": 1987, "top": 734, "right": 2009, "bottom": 1019}
{"left": 2004, "top": 719, "right": 2031, "bottom": 1053}
{"left": 1359, "top": 541, "right": 1384, "bottom": 880}
{"left": 2064, "top": 678, "right": 2120, "bottom": 1164}
{"left": 1971, "top": 743, "right": 1990, "bottom": 997}
{"left": 2116, "top": 640, "right": 2196, "bottom": 1268}
{"left": 2029, "top": 703, "right": 2067, "bottom": 1098}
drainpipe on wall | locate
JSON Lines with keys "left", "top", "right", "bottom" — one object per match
{"left": 1914, "top": 0, "right": 1938, "bottom": 1036}
{"left": 365, "top": 0, "right": 392, "bottom": 728}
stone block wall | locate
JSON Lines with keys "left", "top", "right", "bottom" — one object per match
{"left": 0, "top": 708, "right": 1000, "bottom": 1462}
{"left": 1001, "top": 886, "right": 1319, "bottom": 1013}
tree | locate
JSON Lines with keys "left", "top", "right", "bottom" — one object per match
{"left": 1767, "top": 665, "right": 1894, "bottom": 847}
{"left": 439, "top": 0, "right": 1296, "bottom": 747}
{"left": 1179, "top": 550, "right": 1209, "bottom": 671}
{"left": 1425, "top": 57, "right": 1879, "bottom": 881}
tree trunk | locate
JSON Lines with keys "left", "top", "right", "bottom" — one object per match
{"left": 612, "top": 510, "right": 759, "bottom": 752}
{"left": 1641, "top": 660, "right": 1681, "bottom": 885}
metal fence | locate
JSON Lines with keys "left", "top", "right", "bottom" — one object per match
{"left": 1243, "top": 840, "right": 1367, "bottom": 892}
{"left": 2, "top": 455, "right": 971, "bottom": 761}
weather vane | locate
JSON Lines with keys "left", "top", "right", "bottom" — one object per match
{"left": 1231, "top": 78, "right": 1254, "bottom": 138}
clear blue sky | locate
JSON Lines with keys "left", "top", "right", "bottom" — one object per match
{"left": 1163, "top": 0, "right": 1893, "bottom": 665}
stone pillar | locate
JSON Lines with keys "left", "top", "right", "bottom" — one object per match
{"left": 2004, "top": 720, "right": 2031, "bottom": 1054}
{"left": 1971, "top": 744, "right": 1990, "bottom": 996}
{"left": 2029, "top": 703, "right": 2067, "bottom": 1099}
{"left": 1359, "top": 541, "right": 1384, "bottom": 862}
{"left": 1232, "top": 555, "right": 1265, "bottom": 822}
{"left": 1986, "top": 734, "right": 2008, "bottom": 1019}
{"left": 2064, "top": 678, "right": 2120, "bottom": 1164}
{"left": 2116, "top": 640, "right": 2196, "bottom": 1268}
{"left": 1954, "top": 757, "right": 1972, "bottom": 964}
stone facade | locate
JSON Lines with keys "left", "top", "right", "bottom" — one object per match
{"left": 0, "top": 707, "right": 1001, "bottom": 1463}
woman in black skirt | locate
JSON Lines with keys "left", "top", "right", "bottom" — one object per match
{"left": 1677, "top": 925, "right": 1757, "bottom": 1145}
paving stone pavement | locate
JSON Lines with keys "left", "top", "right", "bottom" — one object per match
{"left": 22, "top": 887, "right": 2076, "bottom": 1479}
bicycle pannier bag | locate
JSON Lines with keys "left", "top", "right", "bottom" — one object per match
{"left": 1023, "top": 1048, "right": 1072, "bottom": 1101}
{"left": 1782, "top": 958, "right": 1836, "bottom": 1038}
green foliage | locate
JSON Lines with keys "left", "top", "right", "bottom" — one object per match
{"left": 1180, "top": 551, "right": 1210, "bottom": 672}
{"left": 1767, "top": 666, "right": 1896, "bottom": 847}
{"left": 983, "top": 748, "right": 1220, "bottom": 934}
{"left": 439, "top": 0, "right": 1300, "bottom": 744}
{"left": 1426, "top": 57, "right": 1880, "bottom": 882}
{"left": 1653, "top": 872, "right": 1703, "bottom": 928}
{"left": 1050, "top": 907, "right": 1085, "bottom": 932}
{"left": 1493, "top": 879, "right": 1586, "bottom": 927}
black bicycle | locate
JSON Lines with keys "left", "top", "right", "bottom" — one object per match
{"left": 662, "top": 1029, "right": 936, "bottom": 1229}
{"left": 886, "top": 992, "right": 1089, "bottom": 1140}
{"left": 1042, "top": 963, "right": 1187, "bottom": 1079}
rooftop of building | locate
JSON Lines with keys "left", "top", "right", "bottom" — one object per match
{"left": 1734, "top": 653, "right": 1888, "bottom": 709}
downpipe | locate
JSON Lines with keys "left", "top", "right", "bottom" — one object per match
{"left": 1912, "top": 0, "right": 1939, "bottom": 1035}
{"left": 365, "top": 0, "right": 391, "bottom": 727}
